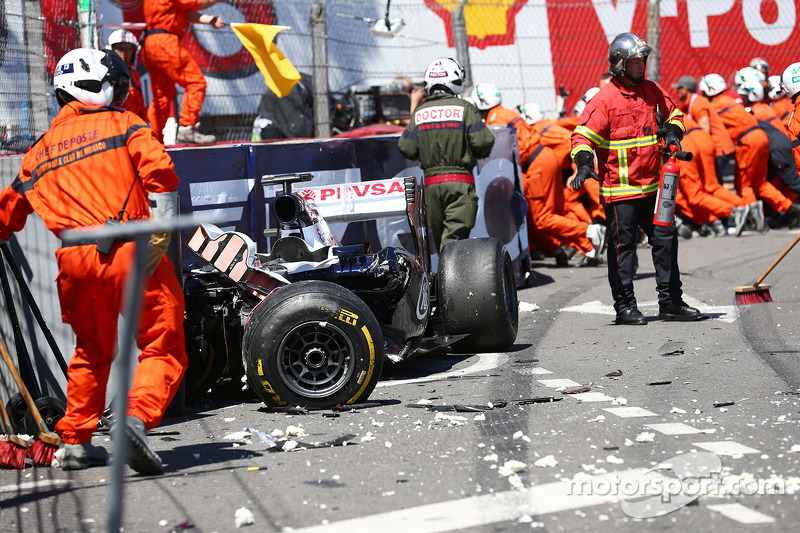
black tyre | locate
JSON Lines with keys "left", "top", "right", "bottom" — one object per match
{"left": 6, "top": 393, "right": 28, "bottom": 434}
{"left": 23, "top": 396, "right": 66, "bottom": 436}
{"left": 184, "top": 323, "right": 229, "bottom": 401}
{"left": 439, "top": 238, "right": 518, "bottom": 353}
{"left": 242, "top": 281, "right": 384, "bottom": 409}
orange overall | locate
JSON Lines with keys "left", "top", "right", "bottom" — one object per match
{"left": 0, "top": 103, "right": 186, "bottom": 444}
{"left": 533, "top": 119, "right": 604, "bottom": 222}
{"left": 486, "top": 107, "right": 593, "bottom": 255}
{"left": 711, "top": 94, "right": 792, "bottom": 212}
{"left": 772, "top": 98, "right": 794, "bottom": 125}
{"left": 676, "top": 124, "right": 744, "bottom": 225}
{"left": 141, "top": 0, "right": 207, "bottom": 142}
{"left": 119, "top": 68, "right": 150, "bottom": 124}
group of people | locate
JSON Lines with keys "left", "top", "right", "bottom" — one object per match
{"left": 0, "top": 0, "right": 229, "bottom": 474}
{"left": 401, "top": 34, "right": 800, "bottom": 327}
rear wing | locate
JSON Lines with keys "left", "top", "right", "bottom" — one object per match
{"left": 263, "top": 174, "right": 429, "bottom": 271}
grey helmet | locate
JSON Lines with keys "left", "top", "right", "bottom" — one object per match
{"left": 608, "top": 32, "right": 652, "bottom": 83}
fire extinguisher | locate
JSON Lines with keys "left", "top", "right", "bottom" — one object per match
{"left": 653, "top": 145, "right": 692, "bottom": 226}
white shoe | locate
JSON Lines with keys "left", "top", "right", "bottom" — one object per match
{"left": 176, "top": 123, "right": 216, "bottom": 145}
{"left": 730, "top": 204, "right": 750, "bottom": 237}
{"left": 586, "top": 224, "right": 606, "bottom": 253}
{"left": 748, "top": 200, "right": 765, "bottom": 232}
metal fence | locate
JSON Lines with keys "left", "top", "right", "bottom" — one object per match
{"left": 3, "top": 0, "right": 800, "bottom": 153}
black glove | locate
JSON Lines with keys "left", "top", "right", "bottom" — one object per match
{"left": 572, "top": 151, "right": 598, "bottom": 191}
{"left": 663, "top": 123, "right": 683, "bottom": 152}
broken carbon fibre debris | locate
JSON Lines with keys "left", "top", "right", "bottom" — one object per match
{"left": 713, "top": 401, "right": 735, "bottom": 407}
{"left": 646, "top": 381, "right": 672, "bottom": 386}
{"left": 605, "top": 370, "right": 623, "bottom": 377}
{"left": 511, "top": 397, "right": 562, "bottom": 404}
{"left": 562, "top": 387, "right": 591, "bottom": 394}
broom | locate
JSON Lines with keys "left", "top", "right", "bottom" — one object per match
{"left": 0, "top": 389, "right": 31, "bottom": 468}
{"left": 0, "top": 338, "right": 61, "bottom": 465}
{"left": 734, "top": 233, "right": 800, "bottom": 305}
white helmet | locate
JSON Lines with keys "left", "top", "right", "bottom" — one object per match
{"left": 767, "top": 75, "right": 785, "bottom": 101}
{"left": 737, "top": 75, "right": 765, "bottom": 103}
{"left": 54, "top": 48, "right": 131, "bottom": 107}
{"left": 470, "top": 83, "right": 502, "bottom": 110}
{"left": 423, "top": 57, "right": 465, "bottom": 96}
{"left": 572, "top": 87, "right": 600, "bottom": 116}
{"left": 699, "top": 73, "right": 727, "bottom": 97}
{"left": 108, "top": 29, "right": 138, "bottom": 50}
{"left": 518, "top": 102, "right": 543, "bottom": 125}
{"left": 781, "top": 62, "right": 800, "bottom": 100}
{"left": 734, "top": 66, "right": 764, "bottom": 88}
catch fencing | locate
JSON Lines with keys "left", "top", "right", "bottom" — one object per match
{"left": 3, "top": 0, "right": 800, "bottom": 152}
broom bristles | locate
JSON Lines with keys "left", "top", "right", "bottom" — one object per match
{"left": 5, "top": 442, "right": 27, "bottom": 469}
{"left": 29, "top": 439, "right": 59, "bottom": 466}
{"left": 734, "top": 287, "right": 773, "bottom": 305}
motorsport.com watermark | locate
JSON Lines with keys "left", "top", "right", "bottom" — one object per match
{"left": 566, "top": 452, "right": 790, "bottom": 518}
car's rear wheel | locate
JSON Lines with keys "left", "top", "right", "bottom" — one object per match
{"left": 439, "top": 238, "right": 518, "bottom": 353}
{"left": 243, "top": 281, "right": 384, "bottom": 408}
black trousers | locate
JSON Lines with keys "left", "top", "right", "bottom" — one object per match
{"left": 604, "top": 196, "right": 683, "bottom": 313}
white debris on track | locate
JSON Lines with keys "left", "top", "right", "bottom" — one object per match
{"left": 611, "top": 397, "right": 627, "bottom": 406}
{"left": 635, "top": 432, "right": 655, "bottom": 443}
{"left": 498, "top": 460, "right": 527, "bottom": 476}
{"left": 223, "top": 431, "right": 252, "bottom": 441}
{"left": 534, "top": 455, "right": 558, "bottom": 468}
{"left": 286, "top": 425, "right": 306, "bottom": 437}
{"left": 360, "top": 432, "right": 376, "bottom": 442}
{"left": 512, "top": 431, "right": 531, "bottom": 442}
{"left": 434, "top": 412, "right": 468, "bottom": 426}
{"left": 606, "top": 455, "right": 624, "bottom": 464}
{"left": 234, "top": 507, "right": 255, "bottom": 528}
{"left": 519, "top": 301, "right": 540, "bottom": 312}
{"left": 587, "top": 415, "right": 605, "bottom": 423}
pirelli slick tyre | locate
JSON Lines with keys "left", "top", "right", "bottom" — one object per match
{"left": 439, "top": 238, "right": 518, "bottom": 353}
{"left": 242, "top": 281, "right": 384, "bottom": 409}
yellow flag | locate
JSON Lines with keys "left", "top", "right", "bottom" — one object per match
{"left": 231, "top": 23, "right": 301, "bottom": 97}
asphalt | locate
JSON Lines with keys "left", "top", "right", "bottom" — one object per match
{"left": 1, "top": 225, "right": 799, "bottom": 533}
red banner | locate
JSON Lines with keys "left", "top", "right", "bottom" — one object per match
{"left": 547, "top": 0, "right": 800, "bottom": 114}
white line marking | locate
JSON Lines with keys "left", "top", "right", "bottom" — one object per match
{"left": 571, "top": 392, "right": 615, "bottom": 402}
{"left": 0, "top": 479, "right": 72, "bottom": 493}
{"left": 377, "top": 353, "right": 509, "bottom": 388}
{"left": 537, "top": 378, "right": 581, "bottom": 388}
{"left": 511, "top": 367, "right": 553, "bottom": 375}
{"left": 291, "top": 469, "right": 648, "bottom": 533}
{"left": 692, "top": 441, "right": 761, "bottom": 456}
{"left": 603, "top": 407, "right": 658, "bottom": 418}
{"left": 707, "top": 503, "right": 776, "bottom": 524}
{"left": 645, "top": 423, "right": 702, "bottom": 435}
{"left": 560, "top": 298, "right": 739, "bottom": 323}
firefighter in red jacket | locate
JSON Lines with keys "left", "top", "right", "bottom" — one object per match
{"left": 0, "top": 48, "right": 186, "bottom": 474}
{"left": 570, "top": 33, "right": 701, "bottom": 325}
{"left": 107, "top": 29, "right": 149, "bottom": 124}
{"left": 141, "top": 0, "right": 225, "bottom": 144}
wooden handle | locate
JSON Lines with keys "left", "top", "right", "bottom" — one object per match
{"left": 0, "top": 337, "right": 43, "bottom": 426}
{"left": 0, "top": 389, "right": 15, "bottom": 432}
{"left": 755, "top": 233, "right": 800, "bottom": 287}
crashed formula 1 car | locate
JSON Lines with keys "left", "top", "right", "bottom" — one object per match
{"left": 183, "top": 172, "right": 518, "bottom": 409}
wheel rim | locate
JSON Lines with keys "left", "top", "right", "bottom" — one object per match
{"left": 277, "top": 321, "right": 355, "bottom": 399}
